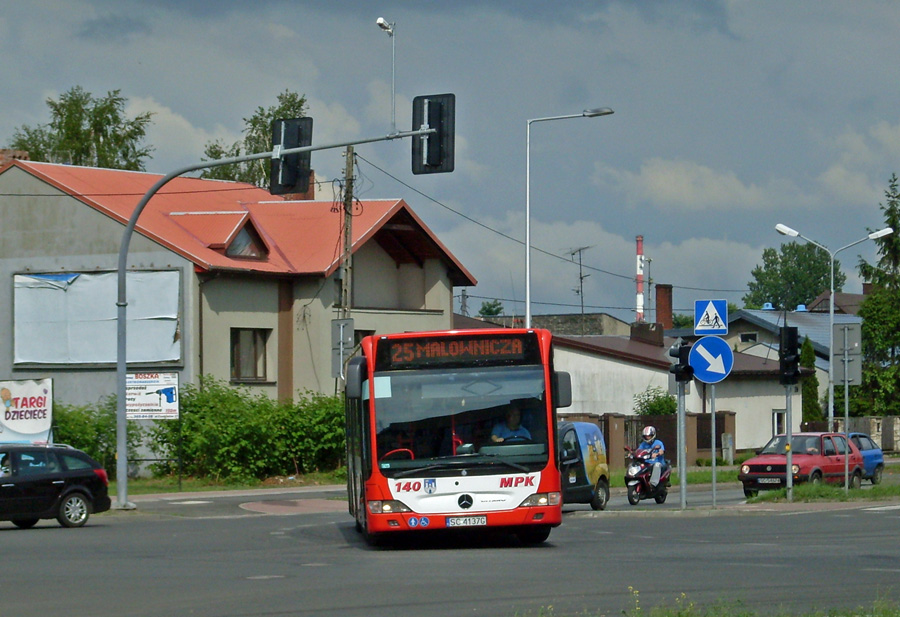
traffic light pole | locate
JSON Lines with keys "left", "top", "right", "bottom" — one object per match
{"left": 113, "top": 126, "right": 435, "bottom": 509}
{"left": 677, "top": 380, "right": 687, "bottom": 510}
{"left": 785, "top": 383, "right": 793, "bottom": 502}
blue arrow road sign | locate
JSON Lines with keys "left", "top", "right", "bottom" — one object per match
{"left": 694, "top": 299, "right": 728, "bottom": 335}
{"left": 689, "top": 336, "right": 734, "bottom": 384}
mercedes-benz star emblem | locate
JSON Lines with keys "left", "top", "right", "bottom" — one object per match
{"left": 458, "top": 494, "right": 474, "bottom": 509}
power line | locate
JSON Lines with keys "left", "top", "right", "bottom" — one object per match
{"left": 354, "top": 154, "right": 749, "bottom": 295}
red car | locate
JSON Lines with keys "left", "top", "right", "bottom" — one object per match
{"left": 739, "top": 432, "right": 865, "bottom": 498}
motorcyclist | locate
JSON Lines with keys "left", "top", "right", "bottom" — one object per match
{"left": 637, "top": 425, "right": 666, "bottom": 487}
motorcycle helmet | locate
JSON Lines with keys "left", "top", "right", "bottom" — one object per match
{"left": 642, "top": 426, "right": 656, "bottom": 442}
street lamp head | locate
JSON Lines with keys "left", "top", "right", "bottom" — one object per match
{"left": 583, "top": 107, "right": 614, "bottom": 118}
{"left": 376, "top": 17, "right": 393, "bottom": 35}
{"left": 869, "top": 226, "right": 893, "bottom": 240}
{"left": 775, "top": 223, "right": 799, "bottom": 237}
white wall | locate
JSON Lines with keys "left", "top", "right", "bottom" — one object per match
{"left": 554, "top": 346, "right": 802, "bottom": 451}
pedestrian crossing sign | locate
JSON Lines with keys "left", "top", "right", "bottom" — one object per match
{"left": 694, "top": 299, "right": 728, "bottom": 335}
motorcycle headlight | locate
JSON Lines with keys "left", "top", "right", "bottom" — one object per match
{"left": 627, "top": 464, "right": 641, "bottom": 475}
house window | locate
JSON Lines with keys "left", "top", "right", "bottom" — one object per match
{"left": 231, "top": 328, "right": 269, "bottom": 381}
{"left": 740, "top": 332, "right": 758, "bottom": 343}
{"left": 226, "top": 225, "right": 267, "bottom": 259}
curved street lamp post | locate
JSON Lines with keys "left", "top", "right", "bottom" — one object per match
{"left": 525, "top": 108, "right": 613, "bottom": 327}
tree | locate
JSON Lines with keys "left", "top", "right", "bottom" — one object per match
{"left": 200, "top": 90, "right": 308, "bottom": 187}
{"left": 743, "top": 242, "right": 845, "bottom": 310}
{"left": 671, "top": 313, "right": 692, "bottom": 329}
{"left": 799, "top": 335, "right": 822, "bottom": 423}
{"left": 9, "top": 86, "right": 153, "bottom": 170}
{"left": 478, "top": 300, "right": 503, "bottom": 317}
{"left": 853, "top": 174, "right": 900, "bottom": 416}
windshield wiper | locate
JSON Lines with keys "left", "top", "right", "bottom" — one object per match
{"left": 478, "top": 453, "right": 528, "bottom": 472}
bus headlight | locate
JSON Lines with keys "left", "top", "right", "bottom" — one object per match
{"left": 367, "top": 500, "right": 412, "bottom": 515}
{"left": 519, "top": 492, "right": 561, "bottom": 507}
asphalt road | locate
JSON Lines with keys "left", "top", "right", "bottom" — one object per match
{"left": 3, "top": 484, "right": 899, "bottom": 617}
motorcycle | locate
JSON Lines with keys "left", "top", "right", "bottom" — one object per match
{"left": 624, "top": 446, "right": 671, "bottom": 505}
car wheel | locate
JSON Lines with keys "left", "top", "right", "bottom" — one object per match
{"left": 850, "top": 470, "right": 862, "bottom": 490}
{"left": 627, "top": 484, "right": 641, "bottom": 505}
{"left": 872, "top": 465, "right": 883, "bottom": 485}
{"left": 12, "top": 518, "right": 39, "bottom": 529}
{"left": 590, "top": 478, "right": 610, "bottom": 511}
{"left": 57, "top": 493, "right": 90, "bottom": 528}
{"left": 809, "top": 471, "right": 823, "bottom": 485}
{"left": 743, "top": 488, "right": 758, "bottom": 498}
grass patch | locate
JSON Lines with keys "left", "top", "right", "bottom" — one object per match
{"left": 523, "top": 593, "right": 900, "bottom": 617}
{"left": 751, "top": 480, "right": 900, "bottom": 503}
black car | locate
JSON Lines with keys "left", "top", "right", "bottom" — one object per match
{"left": 0, "top": 443, "right": 111, "bottom": 528}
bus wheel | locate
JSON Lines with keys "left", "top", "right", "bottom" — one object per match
{"left": 516, "top": 525, "right": 551, "bottom": 545}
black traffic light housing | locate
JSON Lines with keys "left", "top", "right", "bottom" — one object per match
{"left": 270, "top": 117, "right": 313, "bottom": 195}
{"left": 779, "top": 326, "right": 800, "bottom": 385}
{"left": 412, "top": 93, "right": 455, "bottom": 174}
{"left": 668, "top": 340, "right": 694, "bottom": 383}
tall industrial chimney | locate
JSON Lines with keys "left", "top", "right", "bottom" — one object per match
{"left": 635, "top": 235, "right": 645, "bottom": 323}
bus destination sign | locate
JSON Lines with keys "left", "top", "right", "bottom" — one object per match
{"left": 376, "top": 333, "right": 540, "bottom": 370}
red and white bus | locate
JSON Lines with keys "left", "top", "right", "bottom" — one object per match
{"left": 345, "top": 328, "right": 572, "bottom": 544}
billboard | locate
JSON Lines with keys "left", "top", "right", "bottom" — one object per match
{"left": 0, "top": 378, "right": 53, "bottom": 443}
{"left": 126, "top": 373, "right": 180, "bottom": 420}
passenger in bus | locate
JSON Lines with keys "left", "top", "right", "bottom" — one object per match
{"left": 491, "top": 403, "right": 532, "bottom": 443}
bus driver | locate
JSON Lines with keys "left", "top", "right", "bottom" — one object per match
{"left": 491, "top": 403, "right": 531, "bottom": 443}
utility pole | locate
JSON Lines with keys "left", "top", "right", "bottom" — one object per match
{"left": 569, "top": 246, "right": 591, "bottom": 336}
{"left": 341, "top": 146, "right": 354, "bottom": 319}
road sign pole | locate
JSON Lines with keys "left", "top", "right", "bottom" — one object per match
{"left": 711, "top": 383, "right": 717, "bottom": 509}
{"left": 677, "top": 380, "right": 687, "bottom": 511}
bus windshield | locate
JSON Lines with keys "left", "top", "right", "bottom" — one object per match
{"left": 369, "top": 365, "right": 548, "bottom": 477}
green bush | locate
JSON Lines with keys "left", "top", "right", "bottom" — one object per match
{"left": 146, "top": 377, "right": 345, "bottom": 482}
{"left": 51, "top": 396, "right": 143, "bottom": 479}
{"left": 633, "top": 386, "right": 677, "bottom": 416}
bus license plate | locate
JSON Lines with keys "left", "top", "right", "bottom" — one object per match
{"left": 758, "top": 478, "right": 781, "bottom": 484}
{"left": 446, "top": 516, "right": 487, "bottom": 527}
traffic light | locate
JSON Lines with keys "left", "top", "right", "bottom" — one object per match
{"left": 668, "top": 340, "right": 694, "bottom": 383}
{"left": 779, "top": 326, "right": 800, "bottom": 385}
{"left": 270, "top": 117, "right": 313, "bottom": 195}
{"left": 412, "top": 94, "right": 455, "bottom": 174}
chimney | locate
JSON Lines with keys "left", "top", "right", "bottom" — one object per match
{"left": 282, "top": 169, "right": 316, "bottom": 201}
{"left": 863, "top": 282, "right": 873, "bottom": 295}
{"left": 655, "top": 283, "right": 673, "bottom": 329}
{"left": 0, "top": 149, "right": 29, "bottom": 165}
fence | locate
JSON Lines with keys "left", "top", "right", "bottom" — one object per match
{"left": 564, "top": 411, "right": 736, "bottom": 471}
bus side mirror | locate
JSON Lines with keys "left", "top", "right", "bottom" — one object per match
{"left": 345, "top": 357, "right": 367, "bottom": 399}
{"left": 553, "top": 371, "right": 572, "bottom": 409}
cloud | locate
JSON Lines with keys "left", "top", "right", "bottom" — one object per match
{"left": 593, "top": 157, "right": 769, "bottom": 211}
{"left": 127, "top": 96, "right": 239, "bottom": 169}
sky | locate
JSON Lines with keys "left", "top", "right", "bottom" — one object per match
{"left": 2, "top": 1, "right": 900, "bottom": 324}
